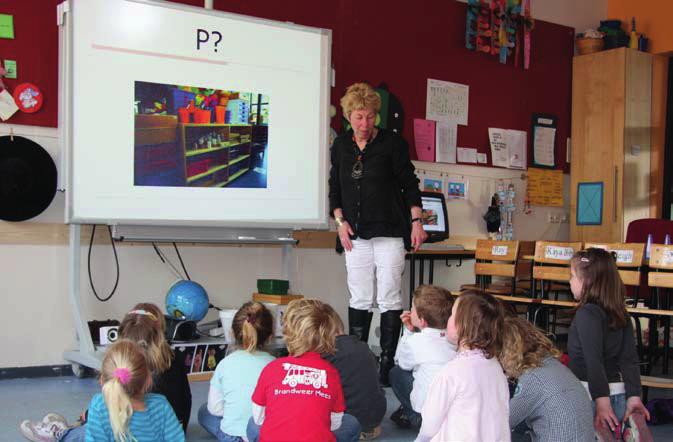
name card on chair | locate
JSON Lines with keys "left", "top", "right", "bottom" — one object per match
{"left": 544, "top": 246, "right": 574, "bottom": 260}
{"left": 491, "top": 245, "right": 508, "bottom": 256}
{"left": 613, "top": 249, "right": 634, "bottom": 264}
{"left": 663, "top": 250, "right": 673, "bottom": 266}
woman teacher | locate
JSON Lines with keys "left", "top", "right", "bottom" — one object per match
{"left": 328, "top": 82, "right": 427, "bottom": 385}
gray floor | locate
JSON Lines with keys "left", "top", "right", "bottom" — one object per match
{"left": 3, "top": 374, "right": 673, "bottom": 441}
{"left": 1, "top": 376, "right": 416, "bottom": 442}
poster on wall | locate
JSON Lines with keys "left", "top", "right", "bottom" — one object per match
{"left": 576, "top": 182, "right": 603, "bottom": 225}
{"left": 426, "top": 78, "right": 469, "bottom": 126}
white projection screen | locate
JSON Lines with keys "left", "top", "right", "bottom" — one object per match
{"left": 65, "top": 0, "right": 331, "bottom": 229}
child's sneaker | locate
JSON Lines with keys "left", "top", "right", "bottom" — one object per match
{"left": 42, "top": 413, "right": 68, "bottom": 427}
{"left": 19, "top": 419, "right": 68, "bottom": 442}
{"left": 360, "top": 425, "right": 381, "bottom": 440}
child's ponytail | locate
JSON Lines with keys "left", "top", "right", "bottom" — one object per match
{"left": 100, "top": 340, "right": 151, "bottom": 442}
{"left": 232, "top": 302, "right": 274, "bottom": 352}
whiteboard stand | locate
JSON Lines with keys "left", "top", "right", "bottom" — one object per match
{"left": 63, "top": 223, "right": 300, "bottom": 375}
{"left": 63, "top": 223, "right": 106, "bottom": 376}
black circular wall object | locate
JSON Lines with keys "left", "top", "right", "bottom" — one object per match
{"left": 0, "top": 135, "right": 57, "bottom": 222}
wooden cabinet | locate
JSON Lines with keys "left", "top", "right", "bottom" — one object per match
{"left": 179, "top": 123, "right": 253, "bottom": 187}
{"left": 570, "top": 48, "right": 653, "bottom": 242}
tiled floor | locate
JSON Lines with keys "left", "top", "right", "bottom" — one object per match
{"left": 3, "top": 373, "right": 673, "bottom": 441}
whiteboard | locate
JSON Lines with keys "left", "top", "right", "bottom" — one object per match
{"left": 64, "top": 0, "right": 331, "bottom": 229}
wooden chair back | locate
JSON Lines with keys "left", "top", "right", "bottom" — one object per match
{"left": 648, "top": 244, "right": 673, "bottom": 289}
{"left": 474, "top": 240, "right": 519, "bottom": 278}
{"left": 532, "top": 241, "right": 583, "bottom": 282}
{"left": 584, "top": 242, "right": 645, "bottom": 287}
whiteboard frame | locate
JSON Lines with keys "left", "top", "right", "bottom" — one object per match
{"left": 63, "top": 0, "right": 332, "bottom": 230}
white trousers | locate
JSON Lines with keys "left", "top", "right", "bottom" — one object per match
{"left": 344, "top": 237, "right": 405, "bottom": 312}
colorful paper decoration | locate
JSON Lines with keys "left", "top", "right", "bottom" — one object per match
{"left": 465, "top": 0, "right": 533, "bottom": 68}
{"left": 13, "top": 83, "right": 43, "bottom": 113}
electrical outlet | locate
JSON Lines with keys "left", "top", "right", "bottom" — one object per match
{"left": 560, "top": 214, "right": 568, "bottom": 223}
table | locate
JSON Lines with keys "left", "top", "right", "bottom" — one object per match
{"left": 406, "top": 248, "right": 476, "bottom": 307}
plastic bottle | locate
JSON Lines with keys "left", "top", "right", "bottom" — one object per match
{"left": 629, "top": 17, "right": 639, "bottom": 49}
{"left": 646, "top": 233, "right": 653, "bottom": 259}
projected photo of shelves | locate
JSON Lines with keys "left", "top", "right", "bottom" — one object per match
{"left": 133, "top": 80, "right": 269, "bottom": 188}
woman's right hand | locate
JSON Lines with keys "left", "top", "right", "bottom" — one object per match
{"left": 594, "top": 396, "right": 620, "bottom": 432}
{"left": 337, "top": 221, "right": 354, "bottom": 252}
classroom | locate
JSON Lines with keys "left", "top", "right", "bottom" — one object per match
{"left": 2, "top": 0, "right": 673, "bottom": 441}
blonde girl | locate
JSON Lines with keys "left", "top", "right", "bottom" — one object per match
{"left": 500, "top": 316, "right": 593, "bottom": 441}
{"left": 198, "top": 302, "right": 275, "bottom": 441}
{"left": 85, "top": 339, "right": 184, "bottom": 441}
{"left": 119, "top": 303, "right": 191, "bottom": 431}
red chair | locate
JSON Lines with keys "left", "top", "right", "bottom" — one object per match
{"left": 625, "top": 218, "right": 673, "bottom": 305}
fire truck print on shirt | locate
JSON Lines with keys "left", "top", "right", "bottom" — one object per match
{"left": 281, "top": 363, "right": 328, "bottom": 389}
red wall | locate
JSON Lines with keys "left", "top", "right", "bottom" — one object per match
{"left": 207, "top": 0, "right": 574, "bottom": 170}
{"left": 0, "top": 0, "right": 61, "bottom": 127}
{"left": 5, "top": 0, "right": 574, "bottom": 170}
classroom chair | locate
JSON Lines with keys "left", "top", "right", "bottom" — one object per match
{"left": 460, "top": 239, "right": 524, "bottom": 297}
{"left": 626, "top": 218, "right": 673, "bottom": 305}
{"left": 531, "top": 241, "right": 583, "bottom": 335}
{"left": 647, "top": 244, "right": 673, "bottom": 375}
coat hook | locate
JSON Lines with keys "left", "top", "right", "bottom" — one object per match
{"left": 9, "top": 127, "right": 14, "bottom": 141}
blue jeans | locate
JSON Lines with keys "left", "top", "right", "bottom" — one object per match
{"left": 591, "top": 393, "right": 627, "bottom": 422}
{"left": 247, "top": 414, "right": 361, "bottom": 442}
{"left": 389, "top": 365, "right": 422, "bottom": 422}
{"left": 59, "top": 425, "right": 85, "bottom": 442}
{"left": 198, "top": 404, "right": 244, "bottom": 441}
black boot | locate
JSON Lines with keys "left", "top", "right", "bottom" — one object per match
{"left": 379, "top": 309, "right": 403, "bottom": 387}
{"left": 348, "top": 307, "right": 373, "bottom": 342}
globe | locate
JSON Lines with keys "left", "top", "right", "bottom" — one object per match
{"left": 165, "top": 280, "right": 210, "bottom": 322}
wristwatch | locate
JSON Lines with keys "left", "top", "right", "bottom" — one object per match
{"left": 335, "top": 216, "right": 345, "bottom": 227}
{"left": 411, "top": 217, "right": 422, "bottom": 224}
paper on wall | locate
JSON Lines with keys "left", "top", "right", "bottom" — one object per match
{"left": 477, "top": 153, "right": 487, "bottom": 164}
{"left": 534, "top": 126, "right": 556, "bottom": 167}
{"left": 488, "top": 128, "right": 509, "bottom": 168}
{"left": 435, "top": 120, "right": 457, "bottom": 164}
{"left": 413, "top": 118, "right": 436, "bottom": 162}
{"left": 0, "top": 89, "right": 18, "bottom": 121}
{"left": 426, "top": 78, "right": 469, "bottom": 126}
{"left": 457, "top": 147, "right": 478, "bottom": 164}
{"left": 488, "top": 127, "right": 527, "bottom": 170}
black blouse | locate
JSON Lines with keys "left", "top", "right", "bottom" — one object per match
{"left": 328, "top": 129, "right": 421, "bottom": 251}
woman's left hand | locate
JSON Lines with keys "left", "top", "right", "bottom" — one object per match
{"left": 623, "top": 396, "right": 650, "bottom": 423}
{"left": 411, "top": 222, "right": 428, "bottom": 252}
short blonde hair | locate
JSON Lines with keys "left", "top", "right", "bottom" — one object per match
{"left": 340, "top": 82, "right": 381, "bottom": 120}
{"left": 282, "top": 299, "right": 339, "bottom": 356}
{"left": 498, "top": 316, "right": 561, "bottom": 379}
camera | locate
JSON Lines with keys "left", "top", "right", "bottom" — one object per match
{"left": 99, "top": 326, "right": 119, "bottom": 345}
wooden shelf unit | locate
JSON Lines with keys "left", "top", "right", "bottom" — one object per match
{"left": 178, "top": 123, "right": 253, "bottom": 187}
{"left": 570, "top": 48, "right": 663, "bottom": 242}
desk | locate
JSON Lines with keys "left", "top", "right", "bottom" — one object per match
{"left": 406, "top": 248, "right": 475, "bottom": 306}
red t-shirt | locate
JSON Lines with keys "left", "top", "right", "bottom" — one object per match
{"left": 251, "top": 352, "right": 346, "bottom": 442}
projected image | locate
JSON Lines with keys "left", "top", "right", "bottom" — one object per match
{"left": 133, "top": 81, "right": 269, "bottom": 188}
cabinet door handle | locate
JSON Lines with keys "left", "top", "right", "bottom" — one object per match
{"left": 613, "top": 166, "right": 618, "bottom": 222}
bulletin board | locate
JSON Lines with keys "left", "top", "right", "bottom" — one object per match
{"left": 0, "top": 1, "right": 60, "bottom": 127}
